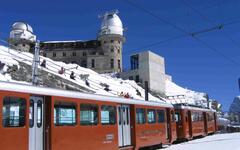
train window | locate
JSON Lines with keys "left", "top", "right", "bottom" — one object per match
{"left": 157, "top": 110, "right": 165, "bottom": 123}
{"left": 207, "top": 113, "right": 214, "bottom": 121}
{"left": 54, "top": 102, "right": 76, "bottom": 126}
{"left": 175, "top": 112, "right": 181, "bottom": 122}
{"left": 171, "top": 111, "right": 175, "bottom": 122}
{"left": 2, "top": 97, "right": 26, "bottom": 127}
{"left": 29, "top": 100, "right": 34, "bottom": 128}
{"left": 147, "top": 109, "right": 156, "bottom": 124}
{"left": 80, "top": 104, "right": 98, "bottom": 126}
{"left": 191, "top": 112, "right": 202, "bottom": 122}
{"left": 136, "top": 108, "right": 146, "bottom": 124}
{"left": 101, "top": 105, "right": 116, "bottom": 125}
{"left": 37, "top": 100, "right": 42, "bottom": 128}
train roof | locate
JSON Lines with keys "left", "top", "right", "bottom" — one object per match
{"left": 173, "top": 103, "right": 216, "bottom": 112}
{"left": 0, "top": 81, "right": 173, "bottom": 108}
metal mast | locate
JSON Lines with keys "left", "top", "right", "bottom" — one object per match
{"left": 32, "top": 40, "right": 40, "bottom": 85}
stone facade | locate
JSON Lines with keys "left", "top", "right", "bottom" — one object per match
{"left": 41, "top": 33, "right": 124, "bottom": 73}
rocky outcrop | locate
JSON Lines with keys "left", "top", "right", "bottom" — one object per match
{"left": 9, "top": 61, "right": 95, "bottom": 93}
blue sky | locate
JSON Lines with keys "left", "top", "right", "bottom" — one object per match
{"left": 0, "top": 0, "right": 239, "bottom": 111}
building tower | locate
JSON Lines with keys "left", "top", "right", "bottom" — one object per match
{"left": 97, "top": 10, "right": 125, "bottom": 73}
{"left": 9, "top": 22, "right": 36, "bottom": 52}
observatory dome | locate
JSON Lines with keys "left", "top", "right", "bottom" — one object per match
{"left": 11, "top": 22, "right": 33, "bottom": 33}
{"left": 99, "top": 11, "right": 124, "bottom": 36}
{"left": 9, "top": 22, "right": 36, "bottom": 42}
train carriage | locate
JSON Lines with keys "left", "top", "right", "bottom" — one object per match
{"left": 174, "top": 104, "right": 217, "bottom": 141}
{"left": 0, "top": 81, "right": 177, "bottom": 150}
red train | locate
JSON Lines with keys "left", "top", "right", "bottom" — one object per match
{"left": 0, "top": 81, "right": 217, "bottom": 150}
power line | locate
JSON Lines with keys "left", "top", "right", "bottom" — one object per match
{"left": 122, "top": 0, "right": 240, "bottom": 66}
{"left": 125, "top": 24, "right": 223, "bottom": 54}
{"left": 182, "top": 0, "right": 240, "bottom": 52}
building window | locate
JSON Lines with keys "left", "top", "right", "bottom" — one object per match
{"left": 81, "top": 60, "right": 87, "bottom": 68}
{"left": 110, "top": 59, "right": 114, "bottom": 69}
{"left": 135, "top": 75, "right": 139, "bottom": 83}
{"left": 111, "top": 48, "right": 114, "bottom": 52}
{"left": 118, "top": 48, "right": 120, "bottom": 53}
{"left": 80, "top": 104, "right": 98, "bottom": 126}
{"left": 91, "top": 59, "right": 95, "bottom": 68}
{"left": 111, "top": 40, "right": 114, "bottom": 43}
{"left": 129, "top": 76, "right": 133, "bottom": 80}
{"left": 90, "top": 51, "right": 96, "bottom": 55}
{"left": 62, "top": 52, "right": 66, "bottom": 57}
{"left": 101, "top": 105, "right": 116, "bottom": 125}
{"left": 118, "top": 59, "right": 121, "bottom": 69}
{"left": 131, "top": 54, "right": 139, "bottom": 70}
{"left": 14, "top": 44, "right": 18, "bottom": 46}
{"left": 103, "top": 41, "right": 107, "bottom": 44}
{"left": 83, "top": 52, "right": 87, "bottom": 56}
{"left": 2, "top": 97, "right": 26, "bottom": 127}
{"left": 53, "top": 52, "right": 56, "bottom": 57}
{"left": 118, "top": 40, "right": 121, "bottom": 44}
{"left": 72, "top": 52, "right": 76, "bottom": 56}
{"left": 136, "top": 108, "right": 146, "bottom": 124}
{"left": 22, "top": 44, "right": 25, "bottom": 47}
{"left": 147, "top": 109, "right": 156, "bottom": 124}
{"left": 54, "top": 102, "right": 76, "bottom": 126}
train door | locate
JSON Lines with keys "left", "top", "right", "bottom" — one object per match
{"left": 203, "top": 112, "right": 208, "bottom": 134}
{"left": 166, "top": 108, "right": 171, "bottom": 141}
{"left": 117, "top": 105, "right": 131, "bottom": 147}
{"left": 29, "top": 96, "right": 44, "bottom": 150}
{"left": 214, "top": 112, "right": 217, "bottom": 132}
{"left": 187, "top": 111, "right": 192, "bottom": 138}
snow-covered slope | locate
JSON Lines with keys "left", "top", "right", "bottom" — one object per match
{"left": 0, "top": 45, "right": 160, "bottom": 101}
{"left": 165, "top": 79, "right": 208, "bottom": 106}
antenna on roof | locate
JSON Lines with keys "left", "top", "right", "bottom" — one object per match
{"left": 32, "top": 40, "right": 40, "bottom": 86}
{"left": 98, "top": 10, "right": 119, "bottom": 19}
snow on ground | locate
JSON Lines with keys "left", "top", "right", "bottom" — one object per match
{"left": 162, "top": 133, "right": 240, "bottom": 150}
{"left": 165, "top": 79, "right": 207, "bottom": 106}
{"left": 0, "top": 45, "right": 159, "bottom": 101}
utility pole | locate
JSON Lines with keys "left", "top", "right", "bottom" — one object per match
{"left": 144, "top": 81, "right": 149, "bottom": 101}
{"left": 32, "top": 40, "right": 40, "bottom": 86}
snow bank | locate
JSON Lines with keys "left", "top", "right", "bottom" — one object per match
{"left": 165, "top": 79, "right": 207, "bottom": 106}
{"left": 162, "top": 133, "right": 240, "bottom": 150}
{"left": 218, "top": 117, "right": 230, "bottom": 127}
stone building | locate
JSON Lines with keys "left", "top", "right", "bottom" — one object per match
{"left": 8, "top": 11, "right": 125, "bottom": 74}
{"left": 41, "top": 11, "right": 125, "bottom": 74}
{"left": 120, "top": 51, "right": 171, "bottom": 94}
{"left": 8, "top": 22, "right": 36, "bottom": 52}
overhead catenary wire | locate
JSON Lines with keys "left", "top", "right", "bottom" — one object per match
{"left": 121, "top": 0, "right": 240, "bottom": 66}
{"left": 181, "top": 0, "right": 240, "bottom": 53}
{"left": 127, "top": 24, "right": 224, "bottom": 54}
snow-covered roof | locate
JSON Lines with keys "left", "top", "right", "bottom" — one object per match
{"left": 42, "top": 40, "right": 83, "bottom": 44}
{"left": 0, "top": 81, "right": 173, "bottom": 108}
{"left": 174, "top": 104, "right": 216, "bottom": 112}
